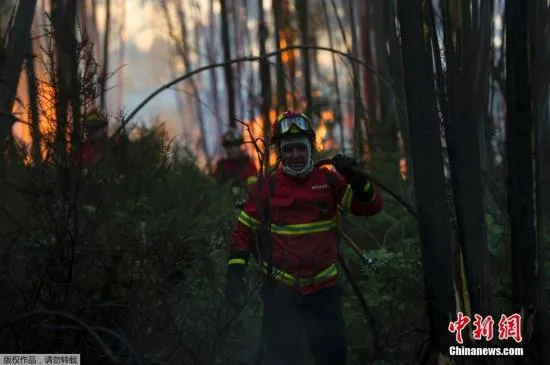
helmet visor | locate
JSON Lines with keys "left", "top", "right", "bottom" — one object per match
{"left": 278, "top": 116, "right": 312, "bottom": 135}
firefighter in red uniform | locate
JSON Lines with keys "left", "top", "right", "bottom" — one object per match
{"left": 224, "top": 110, "right": 384, "bottom": 365}
{"left": 73, "top": 109, "right": 125, "bottom": 168}
{"left": 76, "top": 109, "right": 109, "bottom": 166}
{"left": 214, "top": 129, "right": 258, "bottom": 198}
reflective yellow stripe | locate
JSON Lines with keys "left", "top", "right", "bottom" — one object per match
{"left": 262, "top": 262, "right": 338, "bottom": 286}
{"left": 238, "top": 211, "right": 335, "bottom": 235}
{"left": 364, "top": 181, "right": 376, "bottom": 203}
{"left": 363, "top": 180, "right": 371, "bottom": 192}
{"left": 341, "top": 185, "right": 353, "bottom": 211}
{"left": 228, "top": 258, "right": 246, "bottom": 265}
{"left": 246, "top": 176, "right": 258, "bottom": 184}
{"left": 270, "top": 219, "right": 336, "bottom": 235}
{"left": 238, "top": 211, "right": 261, "bottom": 229}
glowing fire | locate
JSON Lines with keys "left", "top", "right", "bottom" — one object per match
{"left": 399, "top": 158, "right": 407, "bottom": 180}
{"left": 314, "top": 109, "right": 335, "bottom": 151}
{"left": 315, "top": 124, "right": 327, "bottom": 151}
{"left": 12, "top": 81, "right": 57, "bottom": 162}
{"left": 241, "top": 108, "right": 279, "bottom": 171}
{"left": 280, "top": 38, "right": 290, "bottom": 63}
{"left": 397, "top": 130, "right": 408, "bottom": 180}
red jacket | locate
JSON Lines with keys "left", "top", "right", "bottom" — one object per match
{"left": 229, "top": 165, "right": 383, "bottom": 295}
{"left": 215, "top": 155, "right": 258, "bottom": 186}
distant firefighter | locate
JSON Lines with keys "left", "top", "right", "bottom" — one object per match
{"left": 214, "top": 129, "right": 258, "bottom": 198}
{"left": 73, "top": 109, "right": 124, "bottom": 168}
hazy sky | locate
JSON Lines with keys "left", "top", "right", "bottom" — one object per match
{"left": 97, "top": 0, "right": 181, "bottom": 134}
{"left": 95, "top": 0, "right": 273, "bottom": 155}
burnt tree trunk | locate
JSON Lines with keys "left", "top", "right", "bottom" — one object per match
{"left": 219, "top": 0, "right": 236, "bottom": 128}
{"left": 0, "top": 0, "right": 37, "bottom": 174}
{"left": 231, "top": 2, "right": 246, "bottom": 118}
{"left": 348, "top": 0, "right": 365, "bottom": 164}
{"left": 373, "top": 0, "right": 396, "bottom": 154}
{"left": 273, "top": 0, "right": 286, "bottom": 111}
{"left": 505, "top": 0, "right": 541, "bottom": 362}
{"left": 321, "top": 0, "right": 344, "bottom": 149}
{"left": 359, "top": 1, "right": 377, "bottom": 130}
{"left": 99, "top": 0, "right": 110, "bottom": 111}
{"left": 296, "top": 0, "right": 312, "bottom": 117}
{"left": 258, "top": 0, "right": 271, "bottom": 143}
{"left": 438, "top": 0, "right": 491, "bottom": 322}
{"left": 528, "top": 2, "right": 550, "bottom": 362}
{"left": 208, "top": 0, "right": 222, "bottom": 149}
{"left": 51, "top": 0, "right": 78, "bottom": 158}
{"left": 26, "top": 38, "right": 41, "bottom": 163}
{"left": 386, "top": 0, "right": 414, "bottom": 194}
{"left": 397, "top": 0, "right": 456, "bottom": 358}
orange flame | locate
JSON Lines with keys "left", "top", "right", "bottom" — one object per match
{"left": 314, "top": 109, "right": 336, "bottom": 151}
{"left": 315, "top": 124, "right": 328, "bottom": 151}
{"left": 241, "top": 108, "right": 279, "bottom": 171}
{"left": 397, "top": 130, "right": 408, "bottom": 180}
{"left": 280, "top": 38, "right": 290, "bottom": 63}
{"left": 11, "top": 42, "right": 57, "bottom": 164}
{"left": 399, "top": 158, "right": 407, "bottom": 180}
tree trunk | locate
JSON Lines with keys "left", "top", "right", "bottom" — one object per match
{"left": 372, "top": 0, "right": 396, "bottom": 154}
{"left": 116, "top": 0, "right": 126, "bottom": 113}
{"left": 230, "top": 1, "right": 246, "bottom": 119}
{"left": 258, "top": 0, "right": 271, "bottom": 157}
{"left": 321, "top": 0, "right": 344, "bottom": 149}
{"left": 208, "top": 0, "right": 222, "bottom": 150}
{"left": 242, "top": 0, "right": 257, "bottom": 121}
{"left": 348, "top": 0, "right": 366, "bottom": 164}
{"left": 99, "top": 0, "right": 110, "bottom": 111}
{"left": 397, "top": 0, "right": 456, "bottom": 358}
{"left": 26, "top": 38, "right": 41, "bottom": 163}
{"left": 359, "top": 1, "right": 377, "bottom": 130}
{"left": 296, "top": 0, "right": 312, "bottom": 117}
{"left": 219, "top": 0, "right": 236, "bottom": 128}
{"left": 51, "top": 0, "right": 79, "bottom": 158}
{"left": 505, "top": 0, "right": 541, "bottom": 362}
{"left": 438, "top": 0, "right": 491, "bottom": 324}
{"left": 0, "top": 0, "right": 37, "bottom": 174}
{"left": 529, "top": 3, "right": 550, "bottom": 363}
{"left": 273, "top": 0, "right": 286, "bottom": 111}
{"left": 386, "top": 0, "right": 414, "bottom": 194}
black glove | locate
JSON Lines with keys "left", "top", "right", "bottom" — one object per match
{"left": 225, "top": 267, "right": 247, "bottom": 309}
{"left": 332, "top": 154, "right": 357, "bottom": 179}
{"left": 333, "top": 154, "right": 375, "bottom": 203}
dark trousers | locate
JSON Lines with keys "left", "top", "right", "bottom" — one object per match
{"left": 260, "top": 283, "right": 347, "bottom": 365}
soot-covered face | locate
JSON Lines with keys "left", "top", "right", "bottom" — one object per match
{"left": 279, "top": 134, "right": 313, "bottom": 177}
